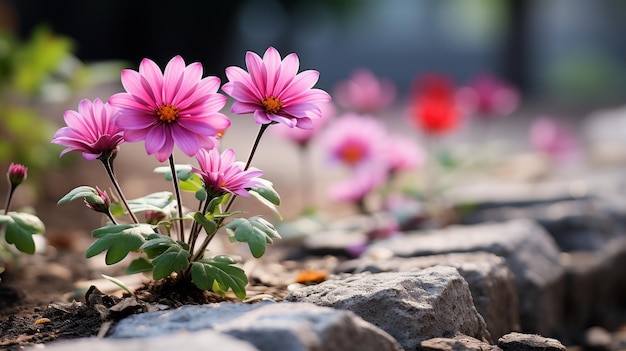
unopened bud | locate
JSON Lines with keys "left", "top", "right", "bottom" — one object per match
{"left": 84, "top": 186, "right": 110, "bottom": 214}
{"left": 7, "top": 163, "right": 27, "bottom": 187}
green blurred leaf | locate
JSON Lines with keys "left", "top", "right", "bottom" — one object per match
{"left": 249, "top": 179, "right": 282, "bottom": 220}
{"left": 193, "top": 212, "right": 218, "bottom": 236}
{"left": 57, "top": 186, "right": 100, "bottom": 205}
{"left": 0, "top": 212, "right": 45, "bottom": 254}
{"left": 86, "top": 224, "right": 153, "bottom": 264}
{"left": 126, "top": 192, "right": 174, "bottom": 214}
{"left": 151, "top": 244, "right": 190, "bottom": 280}
{"left": 126, "top": 257, "right": 153, "bottom": 274}
{"left": 225, "top": 216, "right": 281, "bottom": 258}
{"left": 191, "top": 255, "right": 247, "bottom": 299}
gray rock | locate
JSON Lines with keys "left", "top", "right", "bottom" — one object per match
{"left": 28, "top": 329, "right": 260, "bottom": 351}
{"left": 109, "top": 301, "right": 403, "bottom": 351}
{"left": 497, "top": 332, "right": 565, "bottom": 351}
{"left": 337, "top": 252, "right": 520, "bottom": 339}
{"left": 366, "top": 219, "right": 564, "bottom": 335}
{"left": 420, "top": 335, "right": 502, "bottom": 351}
{"left": 285, "top": 266, "right": 490, "bottom": 350}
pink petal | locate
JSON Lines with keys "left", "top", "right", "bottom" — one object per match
{"left": 245, "top": 51, "right": 267, "bottom": 97}
{"left": 262, "top": 47, "right": 282, "bottom": 96}
{"left": 123, "top": 129, "right": 148, "bottom": 142}
{"left": 171, "top": 124, "right": 200, "bottom": 157}
{"left": 280, "top": 70, "right": 320, "bottom": 102}
{"left": 231, "top": 101, "right": 260, "bottom": 115}
{"left": 163, "top": 56, "right": 187, "bottom": 103}
{"left": 115, "top": 111, "right": 156, "bottom": 129}
{"left": 138, "top": 58, "right": 164, "bottom": 106}
{"left": 295, "top": 117, "right": 313, "bottom": 129}
{"left": 144, "top": 126, "right": 167, "bottom": 155}
{"left": 154, "top": 134, "right": 174, "bottom": 162}
{"left": 273, "top": 52, "right": 299, "bottom": 96}
{"left": 109, "top": 91, "right": 154, "bottom": 112}
{"left": 253, "top": 110, "right": 273, "bottom": 125}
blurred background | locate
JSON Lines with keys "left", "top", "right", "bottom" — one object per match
{"left": 2, "top": 0, "right": 626, "bottom": 234}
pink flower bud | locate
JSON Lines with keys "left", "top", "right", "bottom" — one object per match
{"left": 7, "top": 163, "right": 27, "bottom": 187}
{"left": 83, "top": 186, "right": 110, "bottom": 214}
{"left": 145, "top": 210, "right": 167, "bottom": 225}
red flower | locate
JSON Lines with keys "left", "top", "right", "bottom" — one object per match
{"left": 410, "top": 75, "right": 460, "bottom": 135}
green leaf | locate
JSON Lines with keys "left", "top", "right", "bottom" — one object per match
{"left": 86, "top": 224, "right": 153, "bottom": 264}
{"left": 193, "top": 212, "right": 217, "bottom": 235}
{"left": 191, "top": 255, "right": 248, "bottom": 299}
{"left": 225, "top": 216, "right": 281, "bottom": 258}
{"left": 101, "top": 274, "right": 134, "bottom": 296}
{"left": 249, "top": 179, "right": 280, "bottom": 205}
{"left": 249, "top": 179, "right": 282, "bottom": 220}
{"left": 57, "top": 186, "right": 100, "bottom": 205}
{"left": 126, "top": 192, "right": 175, "bottom": 214}
{"left": 154, "top": 164, "right": 193, "bottom": 181}
{"left": 126, "top": 257, "right": 153, "bottom": 274}
{"left": 0, "top": 212, "right": 45, "bottom": 254}
{"left": 151, "top": 244, "right": 190, "bottom": 280}
{"left": 139, "top": 233, "right": 177, "bottom": 258}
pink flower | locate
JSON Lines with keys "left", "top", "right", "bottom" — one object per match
{"left": 7, "top": 163, "right": 27, "bottom": 187}
{"left": 329, "top": 163, "right": 387, "bottom": 203}
{"left": 457, "top": 74, "right": 520, "bottom": 118}
{"left": 334, "top": 68, "right": 396, "bottom": 114}
{"left": 83, "top": 186, "right": 110, "bottom": 214}
{"left": 529, "top": 117, "right": 580, "bottom": 163}
{"left": 192, "top": 148, "right": 264, "bottom": 197}
{"left": 222, "top": 46, "right": 331, "bottom": 129}
{"left": 52, "top": 98, "right": 125, "bottom": 161}
{"left": 109, "top": 56, "right": 230, "bottom": 162}
{"left": 321, "top": 113, "right": 387, "bottom": 168}
{"left": 270, "top": 101, "right": 336, "bottom": 147}
{"left": 383, "top": 134, "right": 425, "bottom": 173}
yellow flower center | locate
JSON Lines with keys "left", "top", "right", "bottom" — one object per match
{"left": 340, "top": 145, "right": 364, "bottom": 165}
{"left": 157, "top": 104, "right": 179, "bottom": 123}
{"left": 262, "top": 96, "right": 283, "bottom": 114}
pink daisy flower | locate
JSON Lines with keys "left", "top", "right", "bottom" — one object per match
{"left": 383, "top": 134, "right": 426, "bottom": 173}
{"left": 529, "top": 117, "right": 580, "bottom": 164}
{"left": 321, "top": 113, "right": 387, "bottom": 168}
{"left": 333, "top": 68, "right": 396, "bottom": 114}
{"left": 52, "top": 98, "right": 125, "bottom": 161}
{"left": 222, "top": 46, "right": 331, "bottom": 129}
{"left": 109, "top": 56, "right": 230, "bottom": 162}
{"left": 192, "top": 148, "right": 264, "bottom": 197}
{"left": 329, "top": 163, "right": 388, "bottom": 203}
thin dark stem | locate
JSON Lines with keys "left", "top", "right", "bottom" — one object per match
{"left": 188, "top": 198, "right": 209, "bottom": 253}
{"left": 100, "top": 158, "right": 139, "bottom": 224}
{"left": 224, "top": 123, "right": 270, "bottom": 214}
{"left": 105, "top": 211, "right": 118, "bottom": 225}
{"left": 168, "top": 155, "right": 185, "bottom": 243}
{"left": 3, "top": 187, "right": 15, "bottom": 213}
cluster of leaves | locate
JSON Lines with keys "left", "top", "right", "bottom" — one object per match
{"left": 58, "top": 167, "right": 281, "bottom": 299}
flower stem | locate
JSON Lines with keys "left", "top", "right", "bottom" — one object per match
{"left": 3, "top": 186, "right": 15, "bottom": 213}
{"left": 169, "top": 155, "right": 185, "bottom": 243}
{"left": 224, "top": 123, "right": 270, "bottom": 213}
{"left": 100, "top": 158, "right": 139, "bottom": 224}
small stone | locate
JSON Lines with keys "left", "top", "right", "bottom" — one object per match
{"left": 498, "top": 332, "right": 565, "bottom": 351}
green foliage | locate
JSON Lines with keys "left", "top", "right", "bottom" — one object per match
{"left": 226, "top": 216, "right": 281, "bottom": 258}
{"left": 191, "top": 256, "right": 248, "bottom": 299}
{"left": 125, "top": 192, "right": 175, "bottom": 215}
{"left": 126, "top": 257, "right": 153, "bottom": 274}
{"left": 0, "top": 212, "right": 45, "bottom": 254}
{"left": 86, "top": 224, "right": 153, "bottom": 264}
{"left": 57, "top": 186, "right": 102, "bottom": 205}
{"left": 249, "top": 179, "right": 282, "bottom": 220}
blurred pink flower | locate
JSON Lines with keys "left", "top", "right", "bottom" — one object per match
{"left": 270, "top": 101, "right": 337, "bottom": 147}
{"left": 384, "top": 134, "right": 425, "bottom": 173}
{"left": 7, "top": 163, "right": 27, "bottom": 187}
{"left": 457, "top": 74, "right": 520, "bottom": 118}
{"left": 321, "top": 113, "right": 387, "bottom": 168}
{"left": 334, "top": 68, "right": 396, "bottom": 114}
{"left": 328, "top": 163, "right": 387, "bottom": 203}
{"left": 109, "top": 56, "right": 230, "bottom": 162}
{"left": 530, "top": 117, "right": 580, "bottom": 163}
{"left": 192, "top": 148, "right": 263, "bottom": 197}
{"left": 222, "top": 46, "right": 331, "bottom": 129}
{"left": 52, "top": 98, "right": 125, "bottom": 161}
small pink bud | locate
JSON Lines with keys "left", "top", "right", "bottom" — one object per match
{"left": 84, "top": 186, "right": 110, "bottom": 214}
{"left": 7, "top": 163, "right": 27, "bottom": 187}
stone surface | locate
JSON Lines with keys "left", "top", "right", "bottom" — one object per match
{"left": 497, "top": 332, "right": 566, "bottom": 351}
{"left": 420, "top": 335, "right": 502, "bottom": 351}
{"left": 28, "top": 329, "right": 260, "bottom": 351}
{"left": 337, "top": 252, "right": 520, "bottom": 339}
{"left": 109, "top": 301, "right": 403, "bottom": 351}
{"left": 366, "top": 219, "right": 564, "bottom": 336}
{"left": 285, "top": 266, "right": 490, "bottom": 350}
